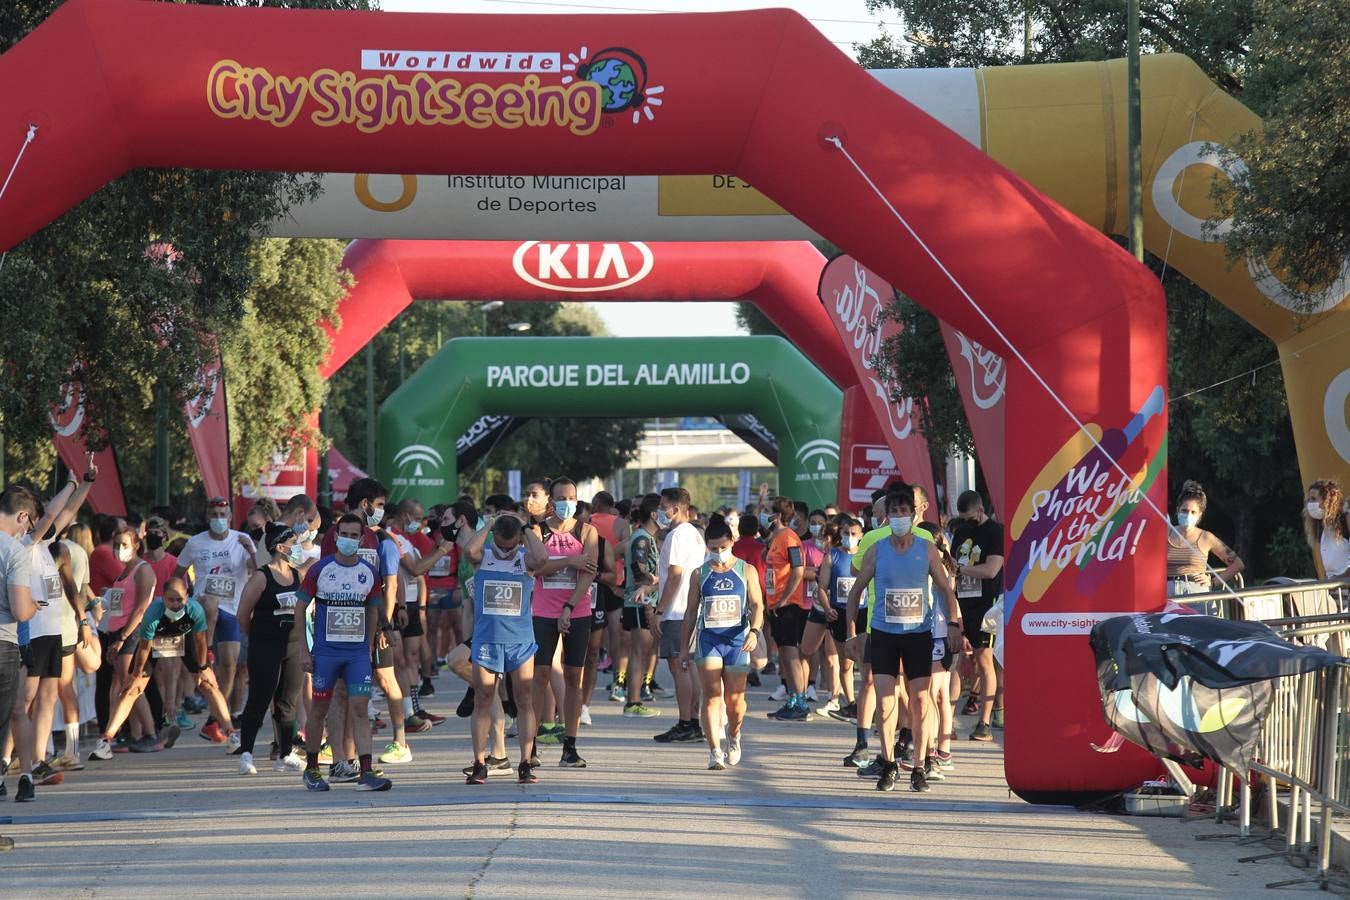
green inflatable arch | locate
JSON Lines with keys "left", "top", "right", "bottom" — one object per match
{"left": 378, "top": 336, "right": 842, "bottom": 507}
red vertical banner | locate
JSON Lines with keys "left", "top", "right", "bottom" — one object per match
{"left": 48, "top": 381, "right": 128, "bottom": 515}
{"left": 836, "top": 384, "right": 906, "bottom": 511}
{"left": 939, "top": 322, "right": 1008, "bottom": 513}
{"left": 818, "top": 254, "right": 938, "bottom": 521}
{"left": 183, "top": 350, "right": 232, "bottom": 501}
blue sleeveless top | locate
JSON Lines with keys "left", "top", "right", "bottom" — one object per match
{"left": 694, "top": 559, "right": 750, "bottom": 640}
{"left": 827, "top": 547, "right": 857, "bottom": 608}
{"left": 473, "top": 544, "right": 535, "bottom": 646}
{"left": 870, "top": 537, "right": 933, "bottom": 635}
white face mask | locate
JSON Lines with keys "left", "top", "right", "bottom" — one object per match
{"left": 116, "top": 546, "right": 135, "bottom": 563}
{"left": 209, "top": 516, "right": 229, "bottom": 535}
{"left": 842, "top": 535, "right": 859, "bottom": 550}
{"left": 366, "top": 504, "right": 385, "bottom": 526}
{"left": 709, "top": 547, "right": 733, "bottom": 565}
{"left": 888, "top": 516, "right": 913, "bottom": 537}
{"left": 1308, "top": 501, "right": 1326, "bottom": 521}
{"left": 164, "top": 604, "right": 187, "bottom": 622}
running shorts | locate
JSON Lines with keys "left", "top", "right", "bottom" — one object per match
{"left": 472, "top": 640, "right": 537, "bottom": 675}
{"left": 695, "top": 629, "right": 750, "bottom": 671}
{"left": 214, "top": 610, "right": 242, "bottom": 644}
{"left": 312, "top": 651, "right": 373, "bottom": 699}
{"left": 621, "top": 606, "right": 649, "bottom": 631}
{"left": 769, "top": 604, "right": 808, "bottom": 649}
{"left": 532, "top": 616, "right": 589, "bottom": 668}
{"left": 869, "top": 631, "right": 934, "bottom": 684}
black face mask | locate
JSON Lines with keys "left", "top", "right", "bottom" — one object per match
{"left": 145, "top": 532, "right": 165, "bottom": 551}
{"left": 248, "top": 526, "right": 265, "bottom": 542}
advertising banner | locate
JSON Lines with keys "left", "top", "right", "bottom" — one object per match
{"left": 48, "top": 380, "right": 127, "bottom": 516}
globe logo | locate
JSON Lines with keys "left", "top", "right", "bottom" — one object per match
{"left": 585, "top": 56, "right": 638, "bottom": 112}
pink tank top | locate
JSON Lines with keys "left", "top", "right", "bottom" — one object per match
{"left": 103, "top": 561, "right": 146, "bottom": 634}
{"left": 533, "top": 525, "right": 593, "bottom": 619}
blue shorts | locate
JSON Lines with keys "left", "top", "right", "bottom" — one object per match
{"left": 472, "top": 640, "right": 537, "bottom": 676}
{"left": 696, "top": 629, "right": 751, "bottom": 671}
{"left": 431, "top": 589, "right": 462, "bottom": 611}
{"left": 215, "top": 609, "right": 242, "bottom": 644}
{"left": 311, "top": 651, "right": 373, "bottom": 699}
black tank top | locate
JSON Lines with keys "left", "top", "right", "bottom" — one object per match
{"left": 251, "top": 565, "right": 301, "bottom": 641}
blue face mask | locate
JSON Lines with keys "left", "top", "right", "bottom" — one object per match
{"left": 288, "top": 544, "right": 307, "bottom": 567}
{"left": 655, "top": 508, "right": 673, "bottom": 529}
{"left": 554, "top": 500, "right": 576, "bottom": 521}
{"left": 365, "top": 505, "right": 384, "bottom": 526}
{"left": 1176, "top": 510, "right": 1200, "bottom": 528}
{"left": 759, "top": 512, "right": 774, "bottom": 529}
{"left": 335, "top": 536, "right": 360, "bottom": 557}
{"left": 889, "top": 516, "right": 913, "bottom": 537}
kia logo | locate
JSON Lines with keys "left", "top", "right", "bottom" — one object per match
{"left": 512, "top": 241, "right": 654, "bottom": 293}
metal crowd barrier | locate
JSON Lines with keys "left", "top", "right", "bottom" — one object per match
{"left": 1172, "top": 578, "right": 1350, "bottom": 889}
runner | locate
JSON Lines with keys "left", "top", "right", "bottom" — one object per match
{"left": 425, "top": 504, "right": 462, "bottom": 676}
{"left": 296, "top": 514, "right": 391, "bottom": 792}
{"left": 802, "top": 515, "right": 862, "bottom": 725}
{"left": 460, "top": 514, "right": 547, "bottom": 784}
{"left": 388, "top": 498, "right": 454, "bottom": 731}
{"left": 575, "top": 501, "right": 611, "bottom": 727}
{"left": 525, "top": 478, "right": 598, "bottom": 768}
{"left": 141, "top": 515, "right": 188, "bottom": 731}
{"left": 650, "top": 487, "right": 706, "bottom": 743}
{"left": 0, "top": 486, "right": 40, "bottom": 821}
{"left": 90, "top": 577, "right": 235, "bottom": 760}
{"left": 678, "top": 516, "right": 764, "bottom": 770}
{"left": 101, "top": 525, "right": 162, "bottom": 749}
{"left": 948, "top": 490, "right": 1005, "bottom": 741}
{"left": 621, "top": 495, "right": 660, "bottom": 719}
{"left": 234, "top": 524, "right": 307, "bottom": 775}
{"left": 763, "top": 497, "right": 809, "bottom": 721}
{"left": 172, "top": 497, "right": 257, "bottom": 742}
{"left": 845, "top": 488, "right": 965, "bottom": 792}
{"left": 589, "top": 492, "right": 629, "bottom": 706}
{"left": 800, "top": 506, "right": 828, "bottom": 704}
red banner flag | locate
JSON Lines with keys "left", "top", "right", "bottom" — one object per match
{"left": 326, "top": 446, "right": 367, "bottom": 508}
{"left": 939, "top": 322, "right": 1008, "bottom": 514}
{"left": 818, "top": 254, "right": 938, "bottom": 522}
{"left": 48, "top": 381, "right": 128, "bottom": 515}
{"left": 183, "top": 350, "right": 232, "bottom": 501}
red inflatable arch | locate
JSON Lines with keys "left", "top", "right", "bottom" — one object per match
{"left": 321, "top": 239, "right": 856, "bottom": 388}
{"left": 0, "top": 0, "right": 1168, "bottom": 802}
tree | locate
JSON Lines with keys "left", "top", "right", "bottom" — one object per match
{"left": 1212, "top": 0, "right": 1350, "bottom": 306}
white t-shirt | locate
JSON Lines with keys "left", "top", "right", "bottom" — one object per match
{"left": 180, "top": 531, "right": 253, "bottom": 616}
{"left": 390, "top": 531, "right": 422, "bottom": 605}
{"left": 0, "top": 531, "right": 32, "bottom": 645}
{"left": 657, "top": 522, "right": 706, "bottom": 622}
{"left": 1321, "top": 527, "right": 1350, "bottom": 579}
{"left": 25, "top": 538, "right": 66, "bottom": 640}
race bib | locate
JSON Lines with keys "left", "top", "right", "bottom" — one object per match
{"left": 482, "top": 579, "right": 524, "bottom": 617}
{"left": 834, "top": 576, "right": 856, "bottom": 607}
{"left": 41, "top": 573, "right": 62, "bottom": 607}
{"left": 957, "top": 572, "right": 982, "bottom": 599}
{"left": 543, "top": 556, "right": 578, "bottom": 591}
{"left": 151, "top": 634, "right": 185, "bottom": 658}
{"left": 702, "top": 594, "right": 742, "bottom": 629}
{"left": 428, "top": 555, "right": 452, "bottom": 578}
{"left": 274, "top": 591, "right": 298, "bottom": 616}
{"left": 325, "top": 605, "right": 366, "bottom": 642}
{"left": 884, "top": 588, "right": 925, "bottom": 627}
{"left": 402, "top": 576, "right": 421, "bottom": 604}
{"left": 764, "top": 568, "right": 776, "bottom": 596}
{"left": 203, "top": 574, "right": 236, "bottom": 601}
{"left": 357, "top": 548, "right": 379, "bottom": 570}
{"left": 104, "top": 588, "right": 125, "bottom": 616}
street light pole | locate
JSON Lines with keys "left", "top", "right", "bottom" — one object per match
{"left": 1127, "top": 0, "right": 1144, "bottom": 263}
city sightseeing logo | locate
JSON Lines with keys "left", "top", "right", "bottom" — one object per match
{"left": 206, "top": 44, "right": 663, "bottom": 136}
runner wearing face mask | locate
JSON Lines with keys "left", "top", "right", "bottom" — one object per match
{"left": 800, "top": 507, "right": 828, "bottom": 704}
{"left": 140, "top": 516, "right": 187, "bottom": 731}
{"left": 172, "top": 498, "right": 257, "bottom": 744}
{"left": 91, "top": 578, "right": 234, "bottom": 760}
{"left": 678, "top": 516, "right": 763, "bottom": 770}
{"left": 621, "top": 495, "right": 661, "bottom": 719}
{"left": 763, "top": 497, "right": 809, "bottom": 721}
{"left": 100, "top": 526, "right": 162, "bottom": 751}
{"left": 802, "top": 516, "right": 860, "bottom": 728}
{"left": 525, "top": 478, "right": 598, "bottom": 769}
{"left": 234, "top": 524, "right": 308, "bottom": 775}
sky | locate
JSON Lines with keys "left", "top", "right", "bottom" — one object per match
{"left": 377, "top": 0, "right": 902, "bottom": 336}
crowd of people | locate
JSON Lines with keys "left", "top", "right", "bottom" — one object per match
{"left": 0, "top": 460, "right": 1017, "bottom": 827}
{"left": 3, "top": 451, "right": 1348, "bottom": 850}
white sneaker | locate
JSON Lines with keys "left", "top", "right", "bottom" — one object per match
{"left": 819, "top": 697, "right": 841, "bottom": 714}
{"left": 274, "top": 752, "right": 305, "bottom": 773}
{"left": 226, "top": 731, "right": 241, "bottom": 753}
{"left": 239, "top": 751, "right": 257, "bottom": 776}
{"left": 707, "top": 748, "right": 727, "bottom": 771}
{"left": 769, "top": 683, "right": 787, "bottom": 702}
{"left": 90, "top": 738, "right": 113, "bottom": 761}
{"left": 579, "top": 705, "right": 593, "bottom": 726}
{"left": 805, "top": 686, "right": 819, "bottom": 703}
{"left": 727, "top": 733, "right": 742, "bottom": 766}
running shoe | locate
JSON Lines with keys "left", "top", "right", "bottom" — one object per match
{"left": 129, "top": 735, "right": 162, "bottom": 753}
{"left": 991, "top": 707, "right": 1005, "bottom": 729}
{"left": 597, "top": 652, "right": 613, "bottom": 673}
{"left": 372, "top": 717, "right": 387, "bottom": 732}
{"left": 317, "top": 743, "right": 334, "bottom": 766}
{"left": 746, "top": 670, "right": 761, "bottom": 687}
{"left": 275, "top": 752, "right": 305, "bottom": 773}
{"left": 844, "top": 746, "right": 872, "bottom": 768}
{"left": 932, "top": 750, "right": 955, "bottom": 770}
{"left": 559, "top": 746, "right": 587, "bottom": 768}
{"left": 30, "top": 762, "right": 63, "bottom": 786}
{"left": 420, "top": 677, "right": 435, "bottom": 697}
{"left": 653, "top": 722, "right": 692, "bottom": 743}
{"left": 112, "top": 736, "right": 133, "bottom": 754}
{"left": 727, "top": 733, "right": 742, "bottom": 766}
{"left": 466, "top": 761, "right": 489, "bottom": 784}
{"left": 200, "top": 721, "right": 226, "bottom": 744}
{"left": 876, "top": 761, "right": 898, "bottom": 792}
{"left": 15, "top": 774, "right": 35, "bottom": 803}
{"left": 896, "top": 728, "right": 913, "bottom": 761}
{"left": 804, "top": 685, "right": 819, "bottom": 703}
{"left": 924, "top": 758, "right": 945, "bottom": 782}
{"left": 356, "top": 771, "right": 392, "bottom": 792}
{"left": 49, "top": 753, "right": 83, "bottom": 772}
{"left": 269, "top": 741, "right": 281, "bottom": 761}
{"left": 819, "top": 697, "right": 841, "bottom": 715}
{"left": 90, "top": 738, "right": 113, "bottom": 761}
{"left": 707, "top": 749, "right": 727, "bottom": 770}
{"left": 161, "top": 724, "right": 182, "bottom": 749}
{"left": 579, "top": 705, "right": 593, "bottom": 726}
{"left": 673, "top": 724, "right": 704, "bottom": 743}
{"left": 827, "top": 703, "right": 858, "bottom": 724}
{"left": 970, "top": 722, "right": 993, "bottom": 742}
{"left": 622, "top": 703, "right": 659, "bottom": 718}
{"left": 303, "top": 768, "right": 330, "bottom": 792}
{"left": 961, "top": 693, "right": 980, "bottom": 717}
{"left": 608, "top": 682, "right": 627, "bottom": 703}
{"left": 780, "top": 704, "right": 812, "bottom": 723}
{"left": 462, "top": 755, "right": 511, "bottom": 776}
{"left": 649, "top": 680, "right": 672, "bottom": 698}
{"left": 911, "top": 767, "right": 931, "bottom": 793}
{"left": 405, "top": 716, "right": 433, "bottom": 734}
{"left": 897, "top": 754, "right": 916, "bottom": 773}
{"left": 456, "top": 687, "right": 475, "bottom": 718}
{"left": 518, "top": 762, "right": 538, "bottom": 784}
{"left": 329, "top": 760, "right": 361, "bottom": 783}
{"left": 639, "top": 683, "right": 655, "bottom": 704}
{"left": 769, "top": 683, "right": 788, "bottom": 702}
{"left": 175, "top": 710, "right": 194, "bottom": 730}
{"left": 226, "top": 730, "right": 241, "bottom": 753}
{"left": 416, "top": 710, "right": 447, "bottom": 725}
{"left": 766, "top": 703, "right": 793, "bottom": 720}
{"left": 527, "top": 751, "right": 542, "bottom": 768}
{"left": 536, "top": 723, "right": 563, "bottom": 744}
{"left": 239, "top": 751, "right": 257, "bottom": 776}
{"left": 762, "top": 661, "right": 778, "bottom": 675}
{"left": 379, "top": 742, "right": 413, "bottom": 764}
